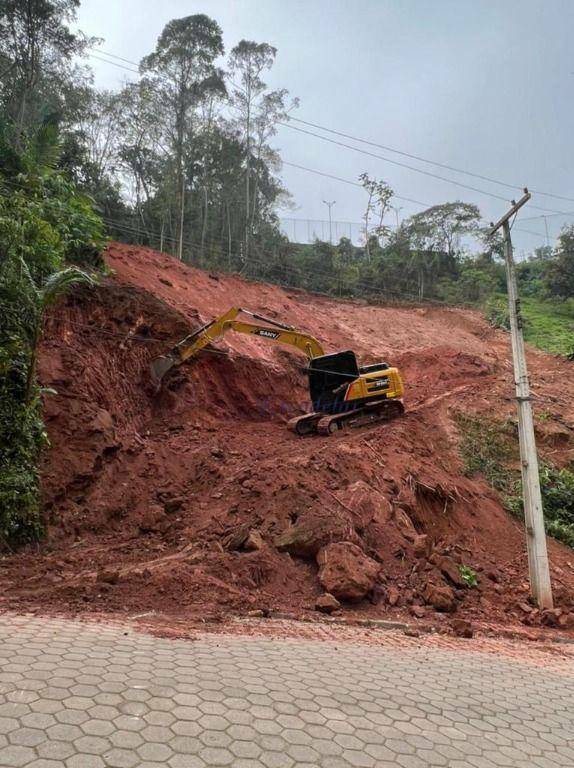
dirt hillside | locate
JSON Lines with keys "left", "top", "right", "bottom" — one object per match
{"left": 2, "top": 242, "right": 574, "bottom": 634}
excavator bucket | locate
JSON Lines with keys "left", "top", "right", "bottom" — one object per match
{"left": 149, "top": 354, "right": 177, "bottom": 387}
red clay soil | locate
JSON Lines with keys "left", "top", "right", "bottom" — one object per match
{"left": 2, "top": 241, "right": 574, "bottom": 635}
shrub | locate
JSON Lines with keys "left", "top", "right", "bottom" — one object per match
{"left": 0, "top": 125, "right": 103, "bottom": 545}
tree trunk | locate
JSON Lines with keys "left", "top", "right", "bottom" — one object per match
{"left": 244, "top": 76, "right": 252, "bottom": 263}
{"left": 200, "top": 187, "right": 209, "bottom": 266}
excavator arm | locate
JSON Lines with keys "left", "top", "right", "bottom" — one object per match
{"left": 150, "top": 307, "right": 325, "bottom": 384}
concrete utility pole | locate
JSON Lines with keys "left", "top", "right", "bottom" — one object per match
{"left": 322, "top": 200, "right": 336, "bottom": 243}
{"left": 489, "top": 190, "right": 553, "bottom": 610}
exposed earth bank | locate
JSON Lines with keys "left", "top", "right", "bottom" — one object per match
{"left": 2, "top": 242, "right": 574, "bottom": 636}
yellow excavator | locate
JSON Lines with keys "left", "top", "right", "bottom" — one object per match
{"left": 150, "top": 307, "right": 404, "bottom": 435}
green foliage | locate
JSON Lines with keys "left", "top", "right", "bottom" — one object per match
{"left": 486, "top": 294, "right": 574, "bottom": 356}
{"left": 538, "top": 465, "right": 574, "bottom": 548}
{"left": 455, "top": 411, "right": 518, "bottom": 498}
{"left": 545, "top": 226, "right": 574, "bottom": 299}
{"left": 517, "top": 297, "right": 574, "bottom": 357}
{"left": 0, "top": 0, "right": 93, "bottom": 135}
{"left": 456, "top": 412, "right": 574, "bottom": 549}
{"left": 459, "top": 565, "right": 478, "bottom": 588}
{"left": 0, "top": 121, "right": 102, "bottom": 545}
{"left": 485, "top": 295, "right": 511, "bottom": 330}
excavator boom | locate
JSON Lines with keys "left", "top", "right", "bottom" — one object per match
{"left": 150, "top": 307, "right": 325, "bottom": 385}
{"left": 150, "top": 306, "right": 404, "bottom": 436}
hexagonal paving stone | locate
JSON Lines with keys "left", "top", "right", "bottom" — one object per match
{"left": 1, "top": 615, "right": 574, "bottom": 768}
{"left": 2, "top": 744, "right": 38, "bottom": 767}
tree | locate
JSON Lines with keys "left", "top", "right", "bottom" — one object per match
{"left": 229, "top": 40, "right": 297, "bottom": 261}
{"left": 545, "top": 225, "right": 574, "bottom": 298}
{"left": 405, "top": 202, "right": 481, "bottom": 258}
{"left": 0, "top": 0, "right": 92, "bottom": 136}
{"left": 359, "top": 173, "right": 393, "bottom": 260}
{"left": 401, "top": 202, "right": 481, "bottom": 300}
{"left": 0, "top": 119, "right": 103, "bottom": 544}
{"left": 141, "top": 14, "right": 225, "bottom": 259}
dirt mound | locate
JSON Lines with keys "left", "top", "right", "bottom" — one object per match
{"left": 2, "top": 241, "right": 574, "bottom": 635}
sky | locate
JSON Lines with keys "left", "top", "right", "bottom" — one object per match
{"left": 75, "top": 0, "right": 574, "bottom": 254}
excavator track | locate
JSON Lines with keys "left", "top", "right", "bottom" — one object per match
{"left": 317, "top": 399, "right": 405, "bottom": 435}
{"left": 289, "top": 400, "right": 404, "bottom": 436}
{"left": 287, "top": 412, "right": 324, "bottom": 435}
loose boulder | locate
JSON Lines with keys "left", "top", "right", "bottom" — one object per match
{"left": 423, "top": 582, "right": 457, "bottom": 613}
{"left": 316, "top": 542, "right": 380, "bottom": 601}
{"left": 430, "top": 553, "right": 466, "bottom": 587}
{"left": 275, "top": 510, "right": 355, "bottom": 558}
{"left": 315, "top": 593, "right": 341, "bottom": 614}
{"left": 335, "top": 480, "right": 393, "bottom": 528}
{"left": 451, "top": 618, "right": 473, "bottom": 638}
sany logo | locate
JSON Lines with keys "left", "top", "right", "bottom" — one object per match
{"left": 255, "top": 329, "right": 281, "bottom": 339}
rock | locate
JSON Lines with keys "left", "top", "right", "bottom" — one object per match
{"left": 275, "top": 510, "right": 355, "bottom": 558}
{"left": 159, "top": 277, "right": 173, "bottom": 286}
{"left": 316, "top": 542, "right": 380, "bottom": 602}
{"left": 163, "top": 496, "right": 184, "bottom": 514}
{"left": 558, "top": 612, "right": 574, "bottom": 629}
{"left": 522, "top": 608, "right": 541, "bottom": 626}
{"left": 410, "top": 605, "right": 426, "bottom": 618}
{"left": 222, "top": 523, "right": 250, "bottom": 551}
{"left": 534, "top": 420, "right": 571, "bottom": 448}
{"left": 394, "top": 508, "right": 417, "bottom": 542}
{"left": 315, "top": 593, "right": 341, "bottom": 614}
{"left": 404, "top": 628, "right": 420, "bottom": 638}
{"left": 244, "top": 530, "right": 265, "bottom": 552}
{"left": 430, "top": 554, "right": 466, "bottom": 587}
{"left": 138, "top": 505, "right": 165, "bottom": 533}
{"left": 335, "top": 481, "right": 393, "bottom": 527}
{"left": 541, "top": 608, "right": 563, "bottom": 627}
{"left": 517, "top": 602, "right": 533, "bottom": 614}
{"left": 387, "top": 586, "right": 400, "bottom": 607}
{"left": 451, "top": 618, "right": 474, "bottom": 638}
{"left": 96, "top": 568, "right": 120, "bottom": 585}
{"left": 211, "top": 447, "right": 224, "bottom": 459}
{"left": 413, "top": 534, "right": 430, "bottom": 559}
{"left": 368, "top": 584, "right": 385, "bottom": 605}
{"left": 485, "top": 568, "right": 501, "bottom": 583}
{"left": 423, "top": 582, "right": 457, "bottom": 613}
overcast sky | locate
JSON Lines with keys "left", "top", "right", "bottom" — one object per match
{"left": 76, "top": 0, "right": 574, "bottom": 254}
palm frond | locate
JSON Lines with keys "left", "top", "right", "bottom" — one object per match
{"left": 40, "top": 267, "right": 96, "bottom": 309}
{"left": 29, "top": 118, "right": 62, "bottom": 174}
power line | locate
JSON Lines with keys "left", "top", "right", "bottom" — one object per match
{"left": 100, "top": 216, "right": 450, "bottom": 304}
{"left": 86, "top": 52, "right": 140, "bottom": 75}
{"left": 289, "top": 116, "right": 574, "bottom": 205}
{"left": 88, "top": 46, "right": 572, "bottom": 213}
{"left": 282, "top": 160, "right": 430, "bottom": 209}
{"left": 280, "top": 161, "right": 548, "bottom": 241}
{"left": 278, "top": 121, "right": 567, "bottom": 216}
{"left": 0, "top": 170, "right": 550, "bottom": 242}
{"left": 520, "top": 209, "right": 574, "bottom": 222}
{"left": 91, "top": 48, "right": 141, "bottom": 67}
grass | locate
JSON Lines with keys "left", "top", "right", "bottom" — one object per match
{"left": 486, "top": 295, "right": 574, "bottom": 356}
{"left": 521, "top": 297, "right": 574, "bottom": 356}
{"left": 455, "top": 411, "right": 574, "bottom": 550}
{"left": 454, "top": 412, "right": 519, "bottom": 501}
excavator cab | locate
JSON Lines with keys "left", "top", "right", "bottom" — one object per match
{"left": 307, "top": 351, "right": 395, "bottom": 415}
{"left": 150, "top": 307, "right": 404, "bottom": 436}
{"left": 307, "top": 351, "right": 361, "bottom": 414}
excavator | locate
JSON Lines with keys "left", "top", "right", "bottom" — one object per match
{"left": 150, "top": 307, "right": 404, "bottom": 436}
